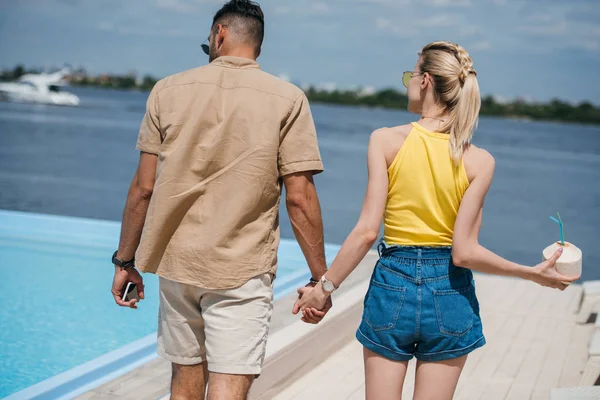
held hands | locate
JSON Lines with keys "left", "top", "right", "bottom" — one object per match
{"left": 530, "top": 247, "right": 579, "bottom": 291}
{"left": 292, "top": 282, "right": 333, "bottom": 324}
{"left": 111, "top": 266, "right": 145, "bottom": 309}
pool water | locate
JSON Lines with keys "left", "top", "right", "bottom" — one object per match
{"left": 0, "top": 211, "right": 340, "bottom": 398}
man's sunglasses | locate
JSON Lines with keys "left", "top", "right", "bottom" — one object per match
{"left": 402, "top": 71, "right": 423, "bottom": 88}
{"left": 201, "top": 37, "right": 210, "bottom": 55}
{"left": 201, "top": 25, "right": 227, "bottom": 56}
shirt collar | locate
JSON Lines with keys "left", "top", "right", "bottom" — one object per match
{"left": 211, "top": 56, "right": 260, "bottom": 70}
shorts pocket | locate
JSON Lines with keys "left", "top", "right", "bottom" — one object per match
{"left": 364, "top": 280, "right": 407, "bottom": 332}
{"left": 433, "top": 285, "right": 474, "bottom": 337}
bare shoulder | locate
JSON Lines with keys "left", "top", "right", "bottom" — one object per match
{"left": 466, "top": 145, "right": 494, "bottom": 167}
{"left": 463, "top": 145, "right": 495, "bottom": 182}
{"left": 388, "top": 123, "right": 413, "bottom": 139}
{"left": 370, "top": 124, "right": 412, "bottom": 143}
{"left": 370, "top": 124, "right": 413, "bottom": 166}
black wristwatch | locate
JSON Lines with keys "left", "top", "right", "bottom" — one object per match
{"left": 309, "top": 277, "right": 320, "bottom": 285}
{"left": 112, "top": 251, "right": 135, "bottom": 270}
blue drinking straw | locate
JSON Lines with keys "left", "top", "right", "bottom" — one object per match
{"left": 549, "top": 213, "right": 565, "bottom": 246}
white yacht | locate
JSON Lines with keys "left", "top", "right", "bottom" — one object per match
{"left": 0, "top": 67, "right": 80, "bottom": 106}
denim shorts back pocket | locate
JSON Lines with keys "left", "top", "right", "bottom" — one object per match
{"left": 432, "top": 285, "right": 474, "bottom": 337}
{"left": 364, "top": 280, "right": 407, "bottom": 332}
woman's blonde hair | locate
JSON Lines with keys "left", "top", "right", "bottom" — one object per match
{"left": 419, "top": 41, "right": 481, "bottom": 162}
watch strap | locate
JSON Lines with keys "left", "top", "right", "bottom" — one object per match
{"left": 112, "top": 251, "right": 135, "bottom": 270}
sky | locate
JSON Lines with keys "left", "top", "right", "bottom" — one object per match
{"left": 0, "top": 0, "right": 599, "bottom": 104}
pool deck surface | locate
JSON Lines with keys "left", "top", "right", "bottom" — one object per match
{"left": 274, "top": 273, "right": 591, "bottom": 400}
{"left": 76, "top": 254, "right": 592, "bottom": 400}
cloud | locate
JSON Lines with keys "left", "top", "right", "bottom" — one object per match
{"left": 274, "top": 6, "right": 289, "bottom": 15}
{"left": 96, "top": 20, "right": 192, "bottom": 38}
{"left": 54, "top": 0, "right": 82, "bottom": 5}
{"left": 421, "top": 14, "right": 456, "bottom": 28}
{"left": 468, "top": 41, "right": 491, "bottom": 51}
{"left": 376, "top": 17, "right": 416, "bottom": 37}
{"left": 520, "top": 12, "right": 568, "bottom": 36}
{"left": 519, "top": 10, "right": 600, "bottom": 53}
{"left": 376, "top": 13, "right": 464, "bottom": 33}
{"left": 97, "top": 21, "right": 114, "bottom": 32}
{"left": 424, "top": 0, "right": 471, "bottom": 7}
{"left": 375, "top": 11, "right": 480, "bottom": 39}
{"left": 273, "top": 2, "right": 331, "bottom": 17}
{"left": 310, "top": 2, "right": 330, "bottom": 15}
{"left": 156, "top": 0, "right": 193, "bottom": 13}
{"left": 457, "top": 25, "right": 481, "bottom": 37}
{"left": 154, "top": 0, "right": 221, "bottom": 13}
{"left": 520, "top": 22, "right": 568, "bottom": 37}
{"left": 349, "top": 0, "right": 409, "bottom": 4}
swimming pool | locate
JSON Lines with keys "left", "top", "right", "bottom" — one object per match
{"left": 0, "top": 210, "right": 340, "bottom": 399}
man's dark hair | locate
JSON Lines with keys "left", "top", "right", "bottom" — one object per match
{"left": 213, "top": 0, "right": 264, "bottom": 52}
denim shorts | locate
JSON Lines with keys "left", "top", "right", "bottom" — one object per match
{"left": 356, "top": 242, "right": 486, "bottom": 362}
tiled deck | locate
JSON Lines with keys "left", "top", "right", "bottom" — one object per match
{"left": 77, "top": 261, "right": 592, "bottom": 400}
{"left": 274, "top": 275, "right": 592, "bottom": 400}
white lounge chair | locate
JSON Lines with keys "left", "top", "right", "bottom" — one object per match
{"left": 579, "top": 316, "right": 600, "bottom": 386}
{"left": 551, "top": 386, "right": 600, "bottom": 399}
{"left": 577, "top": 281, "right": 600, "bottom": 324}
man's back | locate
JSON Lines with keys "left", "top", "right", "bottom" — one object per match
{"left": 135, "top": 56, "right": 323, "bottom": 289}
{"left": 112, "top": 3, "right": 329, "bottom": 397}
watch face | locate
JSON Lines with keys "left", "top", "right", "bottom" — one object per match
{"left": 323, "top": 280, "right": 335, "bottom": 292}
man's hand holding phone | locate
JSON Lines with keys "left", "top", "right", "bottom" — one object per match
{"left": 111, "top": 266, "right": 145, "bottom": 309}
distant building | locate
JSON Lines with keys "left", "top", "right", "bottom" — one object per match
{"left": 493, "top": 95, "right": 509, "bottom": 105}
{"left": 516, "top": 95, "right": 536, "bottom": 104}
{"left": 70, "top": 68, "right": 88, "bottom": 83}
{"left": 357, "top": 86, "right": 377, "bottom": 97}
{"left": 278, "top": 73, "right": 291, "bottom": 83}
{"left": 97, "top": 74, "right": 111, "bottom": 85}
{"left": 316, "top": 82, "right": 337, "bottom": 93}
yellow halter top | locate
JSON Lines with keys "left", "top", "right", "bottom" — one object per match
{"left": 383, "top": 122, "right": 470, "bottom": 246}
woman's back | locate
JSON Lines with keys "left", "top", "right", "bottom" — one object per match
{"left": 383, "top": 122, "right": 470, "bottom": 246}
{"left": 295, "top": 40, "right": 575, "bottom": 400}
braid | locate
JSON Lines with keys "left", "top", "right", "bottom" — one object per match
{"left": 453, "top": 43, "right": 477, "bottom": 85}
{"left": 419, "top": 41, "right": 481, "bottom": 163}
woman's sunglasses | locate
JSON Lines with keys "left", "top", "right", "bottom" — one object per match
{"left": 402, "top": 71, "right": 423, "bottom": 88}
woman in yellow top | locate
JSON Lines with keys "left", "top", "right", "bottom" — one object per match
{"left": 295, "top": 42, "right": 577, "bottom": 399}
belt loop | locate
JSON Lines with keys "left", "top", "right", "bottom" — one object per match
{"left": 416, "top": 247, "right": 423, "bottom": 282}
{"left": 377, "top": 240, "right": 385, "bottom": 257}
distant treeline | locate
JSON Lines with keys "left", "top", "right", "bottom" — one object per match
{"left": 305, "top": 87, "right": 600, "bottom": 125}
{"left": 0, "top": 65, "right": 158, "bottom": 91}
{"left": 72, "top": 74, "right": 158, "bottom": 91}
{"left": 2, "top": 65, "right": 599, "bottom": 124}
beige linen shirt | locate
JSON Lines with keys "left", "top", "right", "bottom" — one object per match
{"left": 134, "top": 56, "right": 323, "bottom": 289}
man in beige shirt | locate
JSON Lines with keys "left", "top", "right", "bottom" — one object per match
{"left": 109, "top": 1, "right": 333, "bottom": 398}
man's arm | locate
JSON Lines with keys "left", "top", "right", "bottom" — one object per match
{"left": 283, "top": 172, "right": 327, "bottom": 280}
{"left": 116, "top": 152, "right": 158, "bottom": 260}
{"left": 111, "top": 152, "right": 157, "bottom": 308}
{"left": 294, "top": 130, "right": 389, "bottom": 314}
{"left": 277, "top": 93, "right": 328, "bottom": 323}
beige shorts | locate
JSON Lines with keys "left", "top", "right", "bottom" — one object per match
{"left": 157, "top": 274, "right": 274, "bottom": 375}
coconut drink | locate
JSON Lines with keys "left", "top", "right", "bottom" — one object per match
{"left": 543, "top": 213, "right": 582, "bottom": 279}
{"left": 543, "top": 241, "right": 582, "bottom": 279}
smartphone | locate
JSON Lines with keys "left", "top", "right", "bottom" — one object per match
{"left": 122, "top": 282, "right": 141, "bottom": 302}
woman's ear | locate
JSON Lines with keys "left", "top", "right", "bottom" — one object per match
{"left": 420, "top": 72, "right": 430, "bottom": 90}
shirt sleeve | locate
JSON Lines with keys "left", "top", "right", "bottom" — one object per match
{"left": 278, "top": 93, "right": 324, "bottom": 177}
{"left": 136, "top": 86, "right": 162, "bottom": 155}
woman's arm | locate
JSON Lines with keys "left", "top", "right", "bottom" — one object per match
{"left": 294, "top": 129, "right": 390, "bottom": 312}
{"left": 452, "top": 150, "right": 576, "bottom": 289}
